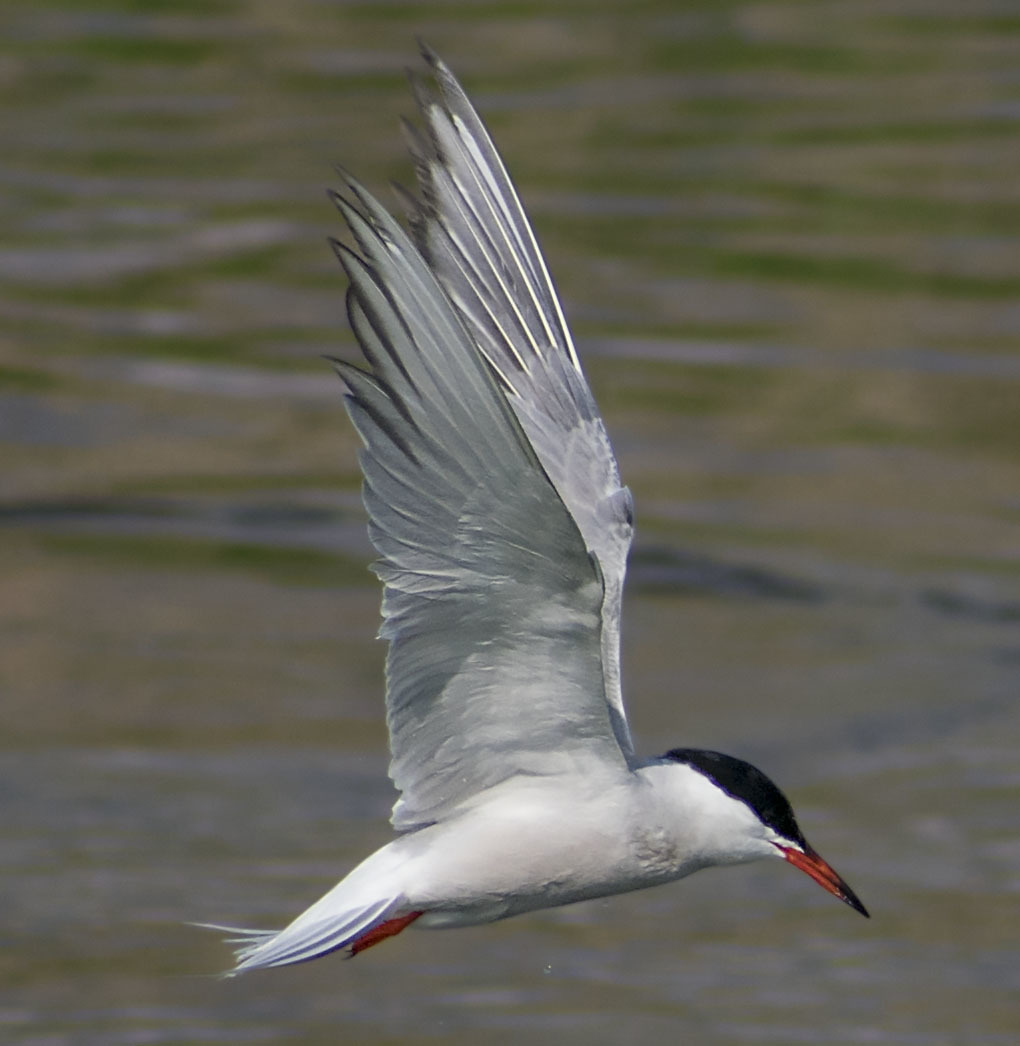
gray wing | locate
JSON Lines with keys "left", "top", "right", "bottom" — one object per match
{"left": 331, "top": 174, "right": 629, "bottom": 832}
{"left": 399, "top": 48, "right": 636, "bottom": 760}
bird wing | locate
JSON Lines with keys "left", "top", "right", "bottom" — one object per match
{"left": 331, "top": 171, "right": 630, "bottom": 832}
{"left": 399, "top": 47, "right": 636, "bottom": 760}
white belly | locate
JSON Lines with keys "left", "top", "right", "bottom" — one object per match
{"left": 397, "top": 773, "right": 693, "bottom": 928}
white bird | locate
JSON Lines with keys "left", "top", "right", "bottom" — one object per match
{"left": 206, "top": 46, "right": 868, "bottom": 975}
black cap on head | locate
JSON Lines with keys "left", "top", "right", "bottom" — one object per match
{"left": 664, "top": 748, "right": 807, "bottom": 848}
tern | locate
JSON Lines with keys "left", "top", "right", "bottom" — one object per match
{"left": 206, "top": 46, "right": 868, "bottom": 975}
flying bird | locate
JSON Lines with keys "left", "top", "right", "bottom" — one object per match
{"left": 206, "top": 46, "right": 868, "bottom": 974}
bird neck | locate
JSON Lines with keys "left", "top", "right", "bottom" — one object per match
{"left": 633, "top": 759, "right": 776, "bottom": 870}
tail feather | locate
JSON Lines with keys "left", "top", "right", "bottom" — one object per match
{"left": 198, "top": 809, "right": 420, "bottom": 973}
{"left": 200, "top": 896, "right": 405, "bottom": 974}
{"left": 191, "top": 922, "right": 277, "bottom": 951}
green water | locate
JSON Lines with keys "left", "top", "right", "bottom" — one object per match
{"left": 2, "top": 2, "right": 1019, "bottom": 1043}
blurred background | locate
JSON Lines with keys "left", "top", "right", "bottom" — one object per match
{"left": 2, "top": 1, "right": 1019, "bottom": 1043}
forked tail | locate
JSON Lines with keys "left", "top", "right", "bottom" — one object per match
{"left": 198, "top": 896, "right": 422, "bottom": 974}
{"left": 197, "top": 841, "right": 424, "bottom": 974}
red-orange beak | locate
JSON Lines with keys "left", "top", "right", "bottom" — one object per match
{"left": 778, "top": 844, "right": 869, "bottom": 917}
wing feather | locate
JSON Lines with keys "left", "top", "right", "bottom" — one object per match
{"left": 332, "top": 175, "right": 628, "bottom": 832}
{"left": 402, "top": 48, "right": 636, "bottom": 759}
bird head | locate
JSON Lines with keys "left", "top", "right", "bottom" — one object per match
{"left": 663, "top": 748, "right": 869, "bottom": 918}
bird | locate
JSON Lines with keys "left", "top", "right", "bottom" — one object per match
{"left": 203, "top": 45, "right": 868, "bottom": 975}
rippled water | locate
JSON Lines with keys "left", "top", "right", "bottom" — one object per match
{"left": 3, "top": 2, "right": 1019, "bottom": 1044}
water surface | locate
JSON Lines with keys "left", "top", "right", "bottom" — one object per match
{"left": 2, "top": 2, "right": 1019, "bottom": 1043}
